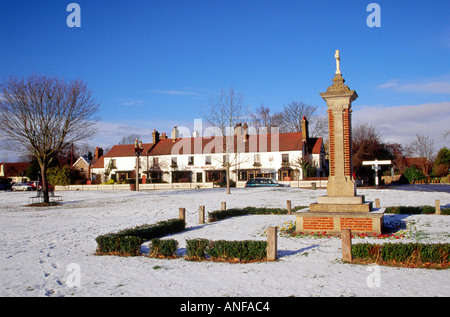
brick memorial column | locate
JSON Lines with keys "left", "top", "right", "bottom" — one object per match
{"left": 294, "top": 50, "right": 384, "bottom": 236}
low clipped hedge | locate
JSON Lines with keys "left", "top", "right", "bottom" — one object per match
{"left": 384, "top": 205, "right": 449, "bottom": 215}
{"left": 95, "top": 219, "right": 185, "bottom": 256}
{"left": 149, "top": 238, "right": 179, "bottom": 258}
{"left": 95, "top": 235, "right": 144, "bottom": 256}
{"left": 351, "top": 242, "right": 450, "bottom": 268}
{"left": 186, "top": 238, "right": 267, "bottom": 262}
{"left": 385, "top": 206, "right": 435, "bottom": 215}
{"left": 208, "top": 206, "right": 306, "bottom": 222}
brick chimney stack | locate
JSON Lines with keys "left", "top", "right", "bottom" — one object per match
{"left": 94, "top": 147, "right": 103, "bottom": 159}
{"left": 152, "top": 129, "right": 160, "bottom": 144}
{"left": 301, "top": 116, "right": 309, "bottom": 148}
{"left": 172, "top": 126, "right": 179, "bottom": 142}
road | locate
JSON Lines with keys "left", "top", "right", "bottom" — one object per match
{"left": 388, "top": 184, "right": 450, "bottom": 193}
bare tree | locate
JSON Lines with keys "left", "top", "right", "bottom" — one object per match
{"left": 250, "top": 104, "right": 282, "bottom": 131}
{"left": 202, "top": 87, "right": 249, "bottom": 194}
{"left": 279, "top": 101, "right": 318, "bottom": 133}
{"left": 352, "top": 123, "right": 392, "bottom": 179}
{"left": 405, "top": 133, "right": 435, "bottom": 175}
{"left": 0, "top": 74, "right": 100, "bottom": 203}
{"left": 118, "top": 134, "right": 141, "bottom": 145}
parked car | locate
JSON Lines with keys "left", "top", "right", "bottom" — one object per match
{"left": 0, "top": 178, "right": 12, "bottom": 191}
{"left": 26, "top": 181, "right": 38, "bottom": 190}
{"left": 245, "top": 177, "right": 290, "bottom": 188}
{"left": 12, "top": 183, "right": 33, "bottom": 191}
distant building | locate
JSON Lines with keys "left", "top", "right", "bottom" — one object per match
{"left": 0, "top": 162, "right": 29, "bottom": 183}
{"left": 72, "top": 147, "right": 104, "bottom": 183}
{"left": 101, "top": 117, "right": 326, "bottom": 184}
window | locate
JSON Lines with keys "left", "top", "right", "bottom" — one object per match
{"left": 282, "top": 154, "right": 289, "bottom": 164}
{"left": 188, "top": 156, "right": 194, "bottom": 166}
{"left": 205, "top": 156, "right": 211, "bottom": 165}
{"left": 153, "top": 157, "right": 159, "bottom": 167}
{"left": 196, "top": 172, "right": 203, "bottom": 183}
{"left": 254, "top": 154, "right": 261, "bottom": 165}
{"left": 111, "top": 159, "right": 117, "bottom": 169}
{"left": 171, "top": 157, "right": 177, "bottom": 167}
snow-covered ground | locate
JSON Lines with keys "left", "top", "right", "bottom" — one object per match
{"left": 0, "top": 185, "right": 449, "bottom": 297}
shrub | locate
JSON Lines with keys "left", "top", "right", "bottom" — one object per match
{"left": 403, "top": 166, "right": 426, "bottom": 183}
{"left": 149, "top": 239, "right": 179, "bottom": 258}
{"left": 46, "top": 166, "right": 71, "bottom": 186}
{"left": 117, "top": 219, "right": 185, "bottom": 240}
{"left": 95, "top": 235, "right": 144, "bottom": 256}
{"left": 95, "top": 219, "right": 185, "bottom": 256}
{"left": 186, "top": 238, "right": 210, "bottom": 261}
{"left": 208, "top": 206, "right": 307, "bottom": 222}
{"left": 385, "top": 206, "right": 435, "bottom": 214}
{"left": 186, "top": 239, "right": 267, "bottom": 262}
{"left": 351, "top": 242, "right": 450, "bottom": 267}
{"left": 207, "top": 240, "right": 267, "bottom": 262}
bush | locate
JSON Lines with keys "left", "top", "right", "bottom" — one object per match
{"left": 186, "top": 239, "right": 267, "bottom": 262}
{"left": 207, "top": 240, "right": 267, "bottom": 262}
{"left": 46, "top": 166, "right": 71, "bottom": 186}
{"left": 352, "top": 242, "right": 450, "bottom": 267}
{"left": 149, "top": 239, "right": 179, "bottom": 258}
{"left": 385, "top": 206, "right": 435, "bottom": 214}
{"left": 208, "top": 206, "right": 307, "bottom": 222}
{"left": 403, "top": 166, "right": 426, "bottom": 183}
{"left": 117, "top": 219, "right": 185, "bottom": 240}
{"left": 185, "top": 238, "right": 210, "bottom": 261}
{"left": 95, "top": 219, "right": 185, "bottom": 256}
{"left": 95, "top": 235, "right": 144, "bottom": 257}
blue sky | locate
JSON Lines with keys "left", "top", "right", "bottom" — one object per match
{"left": 0, "top": 0, "right": 449, "bottom": 161}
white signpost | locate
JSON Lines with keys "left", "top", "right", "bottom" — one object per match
{"left": 362, "top": 159, "right": 392, "bottom": 189}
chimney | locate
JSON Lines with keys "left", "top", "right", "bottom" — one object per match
{"left": 301, "top": 116, "right": 309, "bottom": 147}
{"left": 234, "top": 123, "right": 242, "bottom": 135}
{"left": 243, "top": 123, "right": 249, "bottom": 142}
{"left": 94, "top": 147, "right": 103, "bottom": 159}
{"left": 152, "top": 129, "right": 160, "bottom": 144}
{"left": 172, "top": 126, "right": 179, "bottom": 142}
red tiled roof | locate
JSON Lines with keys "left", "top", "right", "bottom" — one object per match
{"left": 104, "top": 133, "right": 323, "bottom": 157}
{"left": 104, "top": 143, "right": 154, "bottom": 157}
{"left": 91, "top": 156, "right": 104, "bottom": 169}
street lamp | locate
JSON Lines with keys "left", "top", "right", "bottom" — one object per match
{"left": 134, "top": 139, "right": 143, "bottom": 191}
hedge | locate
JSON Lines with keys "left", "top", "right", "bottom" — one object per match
{"left": 186, "top": 238, "right": 267, "bottom": 262}
{"left": 385, "top": 206, "right": 436, "bottom": 215}
{"left": 351, "top": 242, "right": 450, "bottom": 267}
{"left": 149, "top": 239, "right": 179, "bottom": 258}
{"left": 95, "top": 219, "right": 185, "bottom": 256}
{"left": 208, "top": 206, "right": 306, "bottom": 222}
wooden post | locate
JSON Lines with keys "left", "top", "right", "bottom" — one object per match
{"left": 436, "top": 200, "right": 441, "bottom": 215}
{"left": 287, "top": 200, "right": 291, "bottom": 214}
{"left": 375, "top": 198, "right": 380, "bottom": 208}
{"left": 267, "top": 227, "right": 278, "bottom": 261}
{"left": 179, "top": 208, "right": 186, "bottom": 221}
{"left": 199, "top": 205, "right": 205, "bottom": 224}
{"left": 341, "top": 229, "right": 352, "bottom": 262}
{"left": 221, "top": 202, "right": 226, "bottom": 211}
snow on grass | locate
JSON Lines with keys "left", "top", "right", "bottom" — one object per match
{"left": 0, "top": 186, "right": 449, "bottom": 297}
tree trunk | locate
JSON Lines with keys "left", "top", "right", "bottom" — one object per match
{"left": 226, "top": 165, "right": 231, "bottom": 194}
{"left": 39, "top": 163, "right": 49, "bottom": 204}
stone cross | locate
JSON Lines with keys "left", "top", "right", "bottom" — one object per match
{"left": 335, "top": 50, "right": 341, "bottom": 75}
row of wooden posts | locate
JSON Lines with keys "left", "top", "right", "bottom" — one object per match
{"left": 177, "top": 199, "right": 444, "bottom": 262}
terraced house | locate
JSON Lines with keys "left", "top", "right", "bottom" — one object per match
{"left": 94, "top": 117, "right": 326, "bottom": 185}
